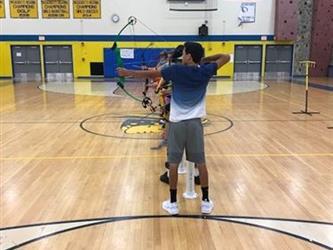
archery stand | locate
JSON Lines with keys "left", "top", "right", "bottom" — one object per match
{"left": 178, "top": 152, "right": 198, "bottom": 199}
{"left": 293, "top": 61, "right": 320, "bottom": 116}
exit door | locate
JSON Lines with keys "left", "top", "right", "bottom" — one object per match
{"left": 234, "top": 45, "right": 262, "bottom": 80}
{"left": 265, "top": 45, "right": 293, "bottom": 79}
{"left": 43, "top": 45, "right": 73, "bottom": 80}
{"left": 11, "top": 45, "right": 42, "bottom": 80}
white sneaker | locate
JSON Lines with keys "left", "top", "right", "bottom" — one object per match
{"left": 162, "top": 200, "right": 179, "bottom": 215}
{"left": 201, "top": 200, "right": 214, "bottom": 214}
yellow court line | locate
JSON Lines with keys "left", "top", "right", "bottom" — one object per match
{"left": 1, "top": 153, "right": 333, "bottom": 161}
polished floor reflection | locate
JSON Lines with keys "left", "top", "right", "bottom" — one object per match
{"left": 0, "top": 77, "right": 333, "bottom": 249}
{"left": 36, "top": 79, "right": 268, "bottom": 97}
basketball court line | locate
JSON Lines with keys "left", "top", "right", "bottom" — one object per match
{"left": 1, "top": 152, "right": 332, "bottom": 161}
{"left": 1, "top": 215, "right": 332, "bottom": 250}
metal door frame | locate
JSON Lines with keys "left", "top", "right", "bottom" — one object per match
{"left": 11, "top": 45, "right": 42, "bottom": 78}
{"left": 264, "top": 45, "right": 294, "bottom": 77}
{"left": 42, "top": 45, "right": 74, "bottom": 79}
{"left": 234, "top": 45, "right": 263, "bottom": 77}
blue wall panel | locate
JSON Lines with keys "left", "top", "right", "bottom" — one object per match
{"left": 104, "top": 48, "right": 171, "bottom": 78}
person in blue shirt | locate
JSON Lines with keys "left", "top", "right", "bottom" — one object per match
{"left": 117, "top": 42, "right": 230, "bottom": 215}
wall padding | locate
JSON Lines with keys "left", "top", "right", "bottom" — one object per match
{"left": 309, "top": 0, "right": 333, "bottom": 76}
{"left": 275, "top": 0, "right": 298, "bottom": 41}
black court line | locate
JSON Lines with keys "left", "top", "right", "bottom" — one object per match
{"left": 211, "top": 217, "right": 332, "bottom": 250}
{"left": 2, "top": 119, "right": 333, "bottom": 125}
{"left": 0, "top": 121, "right": 80, "bottom": 124}
{"left": 1, "top": 215, "right": 332, "bottom": 250}
{"left": 0, "top": 120, "right": 122, "bottom": 125}
{"left": 80, "top": 113, "right": 234, "bottom": 140}
{"left": 2, "top": 118, "right": 333, "bottom": 125}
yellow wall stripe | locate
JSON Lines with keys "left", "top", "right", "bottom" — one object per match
{"left": 0, "top": 41, "right": 293, "bottom": 78}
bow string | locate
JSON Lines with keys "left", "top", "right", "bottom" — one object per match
{"left": 112, "top": 16, "right": 159, "bottom": 112}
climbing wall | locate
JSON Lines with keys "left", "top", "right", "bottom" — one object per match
{"left": 309, "top": 0, "right": 333, "bottom": 76}
{"left": 293, "top": 0, "right": 314, "bottom": 76}
{"left": 275, "top": 0, "right": 298, "bottom": 40}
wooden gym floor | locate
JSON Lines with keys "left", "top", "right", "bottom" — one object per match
{"left": 0, "top": 78, "right": 333, "bottom": 249}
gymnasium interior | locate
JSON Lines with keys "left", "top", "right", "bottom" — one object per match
{"left": 0, "top": 0, "right": 333, "bottom": 249}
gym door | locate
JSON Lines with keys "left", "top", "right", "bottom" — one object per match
{"left": 234, "top": 45, "right": 262, "bottom": 80}
{"left": 11, "top": 45, "right": 42, "bottom": 80}
{"left": 44, "top": 45, "right": 73, "bottom": 80}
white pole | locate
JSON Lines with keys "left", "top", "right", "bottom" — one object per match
{"left": 183, "top": 161, "right": 198, "bottom": 199}
{"left": 178, "top": 151, "right": 187, "bottom": 174}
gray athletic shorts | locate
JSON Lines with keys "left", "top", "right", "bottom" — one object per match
{"left": 167, "top": 118, "right": 205, "bottom": 164}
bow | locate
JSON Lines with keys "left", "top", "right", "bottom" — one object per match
{"left": 112, "top": 16, "right": 157, "bottom": 112}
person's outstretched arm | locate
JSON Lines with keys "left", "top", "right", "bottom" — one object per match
{"left": 201, "top": 54, "right": 230, "bottom": 69}
{"left": 117, "top": 68, "right": 162, "bottom": 79}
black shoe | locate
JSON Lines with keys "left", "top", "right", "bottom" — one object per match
{"left": 165, "top": 162, "right": 169, "bottom": 169}
{"left": 160, "top": 171, "right": 169, "bottom": 184}
{"left": 194, "top": 176, "right": 201, "bottom": 185}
